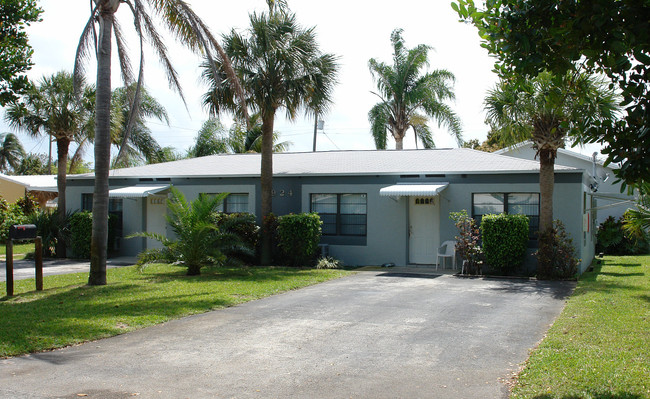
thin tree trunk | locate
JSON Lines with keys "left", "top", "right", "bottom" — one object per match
{"left": 259, "top": 112, "right": 275, "bottom": 265}
{"left": 88, "top": 8, "right": 115, "bottom": 286}
{"left": 538, "top": 148, "right": 555, "bottom": 233}
{"left": 55, "top": 137, "right": 70, "bottom": 258}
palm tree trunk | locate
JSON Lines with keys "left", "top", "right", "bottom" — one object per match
{"left": 538, "top": 148, "right": 555, "bottom": 233}
{"left": 55, "top": 137, "right": 70, "bottom": 258}
{"left": 260, "top": 112, "right": 275, "bottom": 265}
{"left": 88, "top": 7, "right": 115, "bottom": 286}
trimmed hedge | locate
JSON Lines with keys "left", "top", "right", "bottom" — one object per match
{"left": 68, "top": 211, "right": 117, "bottom": 259}
{"left": 481, "top": 213, "right": 529, "bottom": 273}
{"left": 276, "top": 213, "right": 322, "bottom": 266}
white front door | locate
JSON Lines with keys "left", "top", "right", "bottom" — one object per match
{"left": 409, "top": 196, "right": 440, "bottom": 264}
{"left": 146, "top": 195, "right": 167, "bottom": 249}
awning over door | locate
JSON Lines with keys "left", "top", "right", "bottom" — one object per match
{"left": 108, "top": 184, "right": 170, "bottom": 199}
{"left": 379, "top": 183, "right": 449, "bottom": 197}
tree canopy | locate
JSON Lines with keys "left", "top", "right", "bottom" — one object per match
{"left": 453, "top": 0, "right": 649, "bottom": 185}
{"left": 0, "top": 0, "right": 42, "bottom": 105}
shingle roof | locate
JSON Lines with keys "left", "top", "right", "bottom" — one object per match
{"left": 69, "top": 148, "right": 581, "bottom": 180}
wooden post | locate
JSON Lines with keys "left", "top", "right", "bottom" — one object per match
{"left": 35, "top": 237, "right": 43, "bottom": 291}
{"left": 6, "top": 239, "right": 13, "bottom": 297}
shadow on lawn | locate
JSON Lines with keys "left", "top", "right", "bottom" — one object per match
{"left": 141, "top": 265, "right": 319, "bottom": 284}
{"left": 0, "top": 282, "right": 234, "bottom": 357}
{"left": 533, "top": 392, "right": 642, "bottom": 399}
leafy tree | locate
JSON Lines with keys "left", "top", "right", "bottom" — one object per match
{"left": 5, "top": 71, "right": 93, "bottom": 257}
{"left": 0, "top": 0, "right": 42, "bottom": 105}
{"left": 484, "top": 71, "right": 618, "bottom": 277}
{"left": 13, "top": 152, "right": 48, "bottom": 175}
{"left": 368, "top": 29, "right": 462, "bottom": 150}
{"left": 130, "top": 187, "right": 251, "bottom": 275}
{"left": 0, "top": 132, "right": 25, "bottom": 172}
{"left": 74, "top": 0, "right": 247, "bottom": 285}
{"left": 453, "top": 0, "right": 650, "bottom": 186}
{"left": 461, "top": 130, "right": 504, "bottom": 152}
{"left": 201, "top": 2, "right": 338, "bottom": 264}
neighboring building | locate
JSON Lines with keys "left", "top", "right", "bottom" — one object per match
{"left": 66, "top": 149, "right": 597, "bottom": 273}
{"left": 0, "top": 174, "right": 58, "bottom": 208}
{"left": 495, "top": 141, "right": 636, "bottom": 225}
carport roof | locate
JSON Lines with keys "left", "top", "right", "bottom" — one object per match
{"left": 68, "top": 148, "right": 581, "bottom": 180}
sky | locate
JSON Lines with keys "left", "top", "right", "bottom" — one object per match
{"left": 1, "top": 0, "right": 600, "bottom": 162}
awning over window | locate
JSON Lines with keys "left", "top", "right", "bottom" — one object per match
{"left": 379, "top": 183, "right": 449, "bottom": 197}
{"left": 108, "top": 184, "right": 170, "bottom": 199}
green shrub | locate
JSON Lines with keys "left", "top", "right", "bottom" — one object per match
{"left": 596, "top": 214, "right": 649, "bottom": 255}
{"left": 535, "top": 220, "right": 579, "bottom": 279}
{"left": 316, "top": 256, "right": 343, "bottom": 269}
{"left": 0, "top": 198, "right": 28, "bottom": 242}
{"left": 480, "top": 213, "right": 529, "bottom": 273}
{"left": 276, "top": 213, "right": 322, "bottom": 266}
{"left": 68, "top": 211, "right": 93, "bottom": 259}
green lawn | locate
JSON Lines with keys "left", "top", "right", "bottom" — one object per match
{"left": 511, "top": 255, "right": 650, "bottom": 399}
{"left": 0, "top": 242, "right": 33, "bottom": 260}
{"left": 0, "top": 264, "right": 351, "bottom": 357}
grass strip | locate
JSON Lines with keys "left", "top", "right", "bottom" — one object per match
{"left": 0, "top": 263, "right": 351, "bottom": 357}
{"left": 511, "top": 255, "right": 650, "bottom": 399}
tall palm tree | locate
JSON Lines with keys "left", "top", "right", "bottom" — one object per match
{"left": 485, "top": 71, "right": 619, "bottom": 276}
{"left": 368, "top": 29, "right": 462, "bottom": 150}
{"left": 5, "top": 71, "right": 93, "bottom": 257}
{"left": 0, "top": 133, "right": 25, "bottom": 172}
{"left": 228, "top": 114, "right": 291, "bottom": 154}
{"left": 110, "top": 85, "right": 169, "bottom": 168}
{"left": 75, "top": 0, "right": 247, "bottom": 285}
{"left": 201, "top": 3, "right": 338, "bottom": 264}
{"left": 187, "top": 115, "right": 291, "bottom": 158}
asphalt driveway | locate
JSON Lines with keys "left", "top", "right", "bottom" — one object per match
{"left": 0, "top": 270, "right": 574, "bottom": 398}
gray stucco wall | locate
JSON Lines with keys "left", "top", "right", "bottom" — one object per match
{"left": 66, "top": 170, "right": 592, "bottom": 272}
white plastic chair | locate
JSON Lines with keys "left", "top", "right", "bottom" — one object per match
{"left": 436, "top": 241, "right": 456, "bottom": 270}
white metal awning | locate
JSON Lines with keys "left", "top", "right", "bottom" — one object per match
{"left": 108, "top": 184, "right": 170, "bottom": 199}
{"left": 379, "top": 183, "right": 449, "bottom": 197}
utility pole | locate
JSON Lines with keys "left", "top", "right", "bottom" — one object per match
{"left": 313, "top": 116, "right": 324, "bottom": 152}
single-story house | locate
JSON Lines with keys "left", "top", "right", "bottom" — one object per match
{"left": 65, "top": 148, "right": 597, "bottom": 273}
{"left": 495, "top": 141, "right": 636, "bottom": 225}
{"left": 0, "top": 174, "right": 58, "bottom": 208}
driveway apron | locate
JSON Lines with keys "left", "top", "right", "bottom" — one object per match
{"left": 0, "top": 271, "right": 574, "bottom": 398}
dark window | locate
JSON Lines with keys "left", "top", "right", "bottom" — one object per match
{"left": 81, "top": 193, "right": 124, "bottom": 246}
{"left": 201, "top": 193, "right": 249, "bottom": 214}
{"left": 311, "top": 193, "right": 367, "bottom": 236}
{"left": 472, "top": 193, "right": 540, "bottom": 238}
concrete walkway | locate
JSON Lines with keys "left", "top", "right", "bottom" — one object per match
{"left": 1, "top": 256, "right": 137, "bottom": 282}
{"left": 0, "top": 270, "right": 574, "bottom": 398}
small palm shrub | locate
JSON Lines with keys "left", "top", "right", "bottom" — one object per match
{"left": 28, "top": 209, "right": 70, "bottom": 257}
{"left": 481, "top": 213, "right": 529, "bottom": 273}
{"left": 130, "top": 187, "right": 252, "bottom": 275}
{"left": 276, "top": 213, "right": 322, "bottom": 266}
{"left": 213, "top": 212, "right": 259, "bottom": 264}
{"left": 535, "top": 220, "right": 579, "bottom": 280}
{"left": 316, "top": 256, "right": 343, "bottom": 269}
{"left": 596, "top": 214, "right": 649, "bottom": 255}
